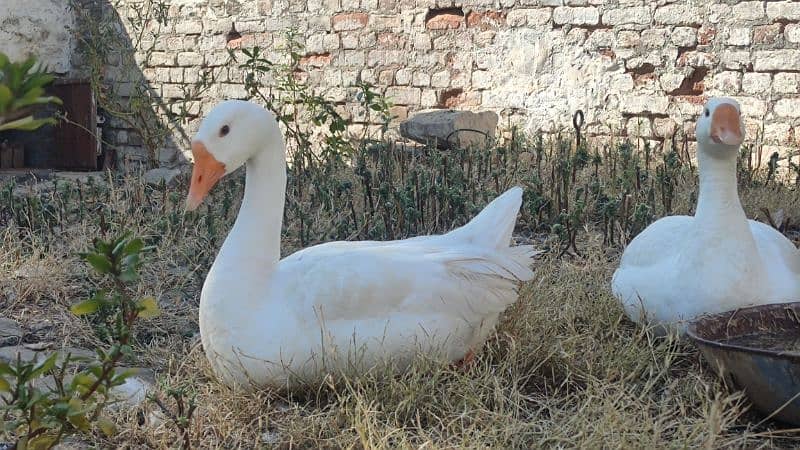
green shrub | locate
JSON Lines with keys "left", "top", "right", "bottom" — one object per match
{"left": 0, "top": 233, "right": 159, "bottom": 449}
{"left": 0, "top": 53, "right": 62, "bottom": 132}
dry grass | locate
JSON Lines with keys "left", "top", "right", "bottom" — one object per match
{"left": 2, "top": 145, "right": 800, "bottom": 448}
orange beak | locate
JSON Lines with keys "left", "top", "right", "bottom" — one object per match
{"left": 710, "top": 103, "right": 744, "bottom": 146}
{"left": 186, "top": 141, "right": 226, "bottom": 212}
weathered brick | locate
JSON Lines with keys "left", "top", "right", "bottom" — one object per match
{"left": 617, "top": 30, "right": 640, "bottom": 48}
{"left": 677, "top": 51, "right": 718, "bottom": 68}
{"left": 421, "top": 89, "right": 438, "bottom": 107}
{"left": 413, "top": 34, "right": 432, "bottom": 50}
{"left": 339, "top": 33, "right": 358, "bottom": 49}
{"left": 148, "top": 52, "right": 175, "bottom": 67}
{"left": 299, "top": 53, "right": 332, "bottom": 67}
{"left": 412, "top": 71, "right": 431, "bottom": 86}
{"left": 586, "top": 29, "right": 614, "bottom": 49}
{"left": 426, "top": 12, "right": 463, "bottom": 30}
{"left": 774, "top": 98, "right": 800, "bottom": 118}
{"left": 395, "top": 68, "right": 412, "bottom": 85}
{"left": 697, "top": 25, "right": 717, "bottom": 45}
{"left": 786, "top": 24, "right": 800, "bottom": 44}
{"left": 376, "top": 32, "right": 406, "bottom": 48}
{"left": 332, "top": 13, "right": 369, "bottom": 31}
{"left": 620, "top": 95, "right": 669, "bottom": 115}
{"left": 466, "top": 10, "right": 505, "bottom": 29}
{"left": 177, "top": 52, "right": 203, "bottom": 67}
{"left": 385, "top": 86, "right": 421, "bottom": 105}
{"left": 753, "top": 24, "right": 782, "bottom": 44}
{"left": 602, "top": 7, "right": 651, "bottom": 26}
{"left": 506, "top": 8, "right": 551, "bottom": 26}
{"left": 640, "top": 28, "right": 668, "bottom": 47}
{"left": 670, "top": 27, "right": 696, "bottom": 47}
{"left": 730, "top": 96, "right": 766, "bottom": 116}
{"left": 258, "top": 0, "right": 272, "bottom": 14}
{"left": 712, "top": 71, "right": 742, "bottom": 92}
{"left": 474, "top": 31, "right": 496, "bottom": 47}
{"left": 732, "top": 2, "right": 766, "bottom": 21}
{"left": 742, "top": 73, "right": 771, "bottom": 95}
{"left": 754, "top": 50, "right": 800, "bottom": 71}
{"left": 389, "top": 105, "right": 408, "bottom": 121}
{"left": 774, "top": 73, "right": 800, "bottom": 93}
{"left": 175, "top": 20, "right": 203, "bottom": 35}
{"left": 654, "top": 5, "right": 702, "bottom": 26}
{"left": 727, "top": 28, "right": 752, "bottom": 46}
{"left": 431, "top": 70, "right": 451, "bottom": 88}
{"left": 339, "top": 50, "right": 366, "bottom": 66}
{"left": 720, "top": 51, "right": 751, "bottom": 70}
{"left": 659, "top": 71, "right": 686, "bottom": 92}
{"left": 764, "top": 122, "right": 793, "bottom": 143}
{"left": 767, "top": 1, "right": 800, "bottom": 20}
{"left": 553, "top": 7, "right": 599, "bottom": 26}
{"left": 472, "top": 70, "right": 492, "bottom": 89}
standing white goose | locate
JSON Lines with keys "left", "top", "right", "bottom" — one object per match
{"left": 186, "top": 100, "right": 539, "bottom": 390}
{"left": 612, "top": 97, "right": 800, "bottom": 334}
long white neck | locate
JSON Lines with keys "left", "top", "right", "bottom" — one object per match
{"left": 212, "top": 145, "right": 287, "bottom": 277}
{"left": 694, "top": 143, "right": 748, "bottom": 235}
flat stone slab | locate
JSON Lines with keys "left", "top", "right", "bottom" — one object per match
{"left": 399, "top": 109, "right": 499, "bottom": 149}
{"left": 0, "top": 318, "right": 22, "bottom": 346}
{"left": 143, "top": 167, "right": 181, "bottom": 186}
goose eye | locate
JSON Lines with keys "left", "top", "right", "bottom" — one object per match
{"left": 220, "top": 125, "right": 230, "bottom": 137}
{"left": 704, "top": 109, "right": 710, "bottom": 117}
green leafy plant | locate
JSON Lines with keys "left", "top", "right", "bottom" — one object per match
{"left": 0, "top": 53, "right": 62, "bottom": 132}
{"left": 149, "top": 385, "right": 196, "bottom": 450}
{"left": 0, "top": 233, "right": 159, "bottom": 449}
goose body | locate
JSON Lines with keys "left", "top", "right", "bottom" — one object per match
{"left": 612, "top": 97, "right": 800, "bottom": 333}
{"left": 187, "top": 101, "right": 538, "bottom": 389}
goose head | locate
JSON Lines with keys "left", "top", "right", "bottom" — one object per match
{"left": 186, "top": 100, "right": 278, "bottom": 211}
{"left": 695, "top": 97, "right": 745, "bottom": 157}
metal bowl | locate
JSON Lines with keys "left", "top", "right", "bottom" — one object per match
{"left": 687, "top": 302, "right": 800, "bottom": 426}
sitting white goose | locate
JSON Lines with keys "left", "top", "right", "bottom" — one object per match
{"left": 185, "top": 100, "right": 538, "bottom": 389}
{"left": 612, "top": 97, "right": 800, "bottom": 334}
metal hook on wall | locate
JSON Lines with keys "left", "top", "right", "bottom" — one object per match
{"left": 573, "top": 110, "right": 585, "bottom": 148}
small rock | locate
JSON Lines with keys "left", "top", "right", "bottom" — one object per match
{"left": 261, "top": 431, "right": 281, "bottom": 445}
{"left": 0, "top": 318, "right": 22, "bottom": 346}
{"left": 399, "top": 109, "right": 499, "bottom": 149}
{"left": 143, "top": 168, "right": 181, "bottom": 186}
{"left": 0, "top": 346, "right": 39, "bottom": 364}
{"left": 110, "top": 367, "right": 155, "bottom": 407}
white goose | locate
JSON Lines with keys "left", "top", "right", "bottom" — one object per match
{"left": 612, "top": 97, "right": 800, "bottom": 334}
{"left": 185, "top": 100, "right": 538, "bottom": 389}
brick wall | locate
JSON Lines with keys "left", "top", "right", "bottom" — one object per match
{"left": 104, "top": 0, "right": 800, "bottom": 167}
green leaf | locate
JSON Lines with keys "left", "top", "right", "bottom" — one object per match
{"left": 0, "top": 377, "right": 10, "bottom": 392}
{"left": 0, "top": 362, "right": 13, "bottom": 376}
{"left": 67, "top": 398, "right": 91, "bottom": 432}
{"left": 124, "top": 238, "right": 144, "bottom": 256}
{"left": 98, "top": 416, "right": 117, "bottom": 437}
{"left": 70, "top": 372, "right": 95, "bottom": 390}
{"left": 118, "top": 267, "right": 138, "bottom": 283}
{"left": 29, "top": 353, "right": 57, "bottom": 379}
{"left": 0, "top": 85, "right": 12, "bottom": 112}
{"left": 27, "top": 434, "right": 59, "bottom": 450}
{"left": 11, "top": 95, "right": 61, "bottom": 111}
{"left": 0, "top": 115, "right": 56, "bottom": 132}
{"left": 70, "top": 299, "right": 101, "bottom": 316}
{"left": 137, "top": 297, "right": 161, "bottom": 319}
{"left": 85, "top": 253, "right": 112, "bottom": 274}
